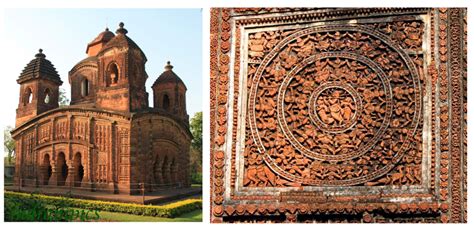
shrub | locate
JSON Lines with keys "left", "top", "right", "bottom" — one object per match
{"left": 4, "top": 191, "right": 202, "bottom": 218}
{"left": 191, "top": 172, "right": 202, "bottom": 185}
{"left": 5, "top": 192, "right": 100, "bottom": 221}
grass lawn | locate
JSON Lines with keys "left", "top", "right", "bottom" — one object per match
{"left": 97, "top": 209, "right": 202, "bottom": 222}
{"left": 191, "top": 184, "right": 202, "bottom": 187}
{"left": 5, "top": 191, "right": 202, "bottom": 222}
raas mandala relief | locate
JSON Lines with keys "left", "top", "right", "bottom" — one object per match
{"left": 245, "top": 25, "right": 423, "bottom": 187}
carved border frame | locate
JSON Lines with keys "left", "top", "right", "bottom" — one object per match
{"left": 210, "top": 8, "right": 467, "bottom": 223}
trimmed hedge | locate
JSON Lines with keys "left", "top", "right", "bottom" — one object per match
{"left": 5, "top": 191, "right": 202, "bottom": 218}
{"left": 5, "top": 193, "right": 100, "bottom": 221}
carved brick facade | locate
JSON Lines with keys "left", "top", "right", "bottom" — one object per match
{"left": 13, "top": 23, "right": 192, "bottom": 195}
{"left": 210, "top": 8, "right": 467, "bottom": 223}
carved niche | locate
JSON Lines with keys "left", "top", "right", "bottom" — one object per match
{"left": 210, "top": 8, "right": 467, "bottom": 223}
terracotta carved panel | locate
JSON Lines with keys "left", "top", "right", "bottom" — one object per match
{"left": 210, "top": 8, "right": 467, "bottom": 223}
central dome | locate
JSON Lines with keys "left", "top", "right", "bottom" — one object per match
{"left": 86, "top": 28, "right": 115, "bottom": 56}
{"left": 98, "top": 22, "right": 147, "bottom": 61}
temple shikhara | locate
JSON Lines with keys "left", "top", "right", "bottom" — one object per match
{"left": 12, "top": 22, "right": 192, "bottom": 195}
{"left": 210, "top": 8, "right": 467, "bottom": 223}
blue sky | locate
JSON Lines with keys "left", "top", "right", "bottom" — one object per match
{"left": 1, "top": 8, "right": 202, "bottom": 127}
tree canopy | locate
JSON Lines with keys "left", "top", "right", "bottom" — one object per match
{"left": 190, "top": 111, "right": 202, "bottom": 153}
{"left": 59, "top": 87, "right": 70, "bottom": 106}
{"left": 4, "top": 126, "right": 15, "bottom": 165}
{"left": 189, "top": 112, "right": 202, "bottom": 184}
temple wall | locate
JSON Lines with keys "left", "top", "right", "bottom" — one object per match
{"left": 129, "top": 113, "right": 192, "bottom": 194}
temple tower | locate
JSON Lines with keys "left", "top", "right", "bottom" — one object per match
{"left": 15, "top": 49, "right": 62, "bottom": 126}
{"left": 94, "top": 22, "right": 149, "bottom": 112}
{"left": 152, "top": 61, "right": 189, "bottom": 124}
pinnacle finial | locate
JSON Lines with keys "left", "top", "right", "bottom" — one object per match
{"left": 116, "top": 22, "right": 128, "bottom": 35}
{"left": 165, "top": 61, "right": 173, "bottom": 71}
{"left": 35, "top": 48, "right": 46, "bottom": 58}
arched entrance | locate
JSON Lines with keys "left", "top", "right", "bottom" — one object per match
{"left": 42, "top": 154, "right": 52, "bottom": 185}
{"left": 57, "top": 152, "right": 68, "bottom": 186}
{"left": 74, "top": 152, "right": 84, "bottom": 187}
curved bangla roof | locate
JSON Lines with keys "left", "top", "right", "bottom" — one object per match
{"left": 152, "top": 61, "right": 187, "bottom": 90}
{"left": 88, "top": 28, "right": 115, "bottom": 46}
{"left": 18, "top": 49, "right": 62, "bottom": 85}
{"left": 85, "top": 27, "right": 115, "bottom": 54}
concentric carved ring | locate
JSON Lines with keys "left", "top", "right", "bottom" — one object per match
{"left": 277, "top": 52, "right": 393, "bottom": 161}
{"left": 247, "top": 25, "right": 422, "bottom": 186}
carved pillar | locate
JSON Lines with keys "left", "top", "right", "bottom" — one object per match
{"left": 149, "top": 119, "right": 155, "bottom": 192}
{"left": 68, "top": 114, "right": 73, "bottom": 140}
{"left": 181, "top": 147, "right": 190, "bottom": 187}
{"left": 48, "top": 160, "right": 58, "bottom": 186}
{"left": 14, "top": 138, "right": 22, "bottom": 186}
{"left": 109, "top": 121, "right": 117, "bottom": 193}
{"left": 171, "top": 162, "right": 178, "bottom": 186}
{"left": 88, "top": 118, "right": 95, "bottom": 191}
{"left": 40, "top": 165, "right": 47, "bottom": 185}
{"left": 164, "top": 161, "right": 171, "bottom": 184}
{"left": 155, "top": 159, "right": 163, "bottom": 186}
{"left": 33, "top": 125, "right": 38, "bottom": 184}
{"left": 51, "top": 117, "right": 56, "bottom": 141}
{"left": 107, "top": 124, "right": 112, "bottom": 185}
{"left": 81, "top": 149, "right": 90, "bottom": 188}
{"left": 65, "top": 160, "right": 75, "bottom": 187}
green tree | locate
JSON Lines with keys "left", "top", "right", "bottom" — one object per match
{"left": 59, "top": 87, "right": 70, "bottom": 106}
{"left": 190, "top": 112, "right": 202, "bottom": 153}
{"left": 189, "top": 112, "right": 202, "bottom": 184}
{"left": 4, "top": 126, "right": 15, "bottom": 165}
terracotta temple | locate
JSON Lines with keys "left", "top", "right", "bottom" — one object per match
{"left": 210, "top": 8, "right": 467, "bottom": 223}
{"left": 12, "top": 22, "right": 192, "bottom": 195}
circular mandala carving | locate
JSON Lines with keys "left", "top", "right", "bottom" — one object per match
{"left": 247, "top": 25, "right": 422, "bottom": 186}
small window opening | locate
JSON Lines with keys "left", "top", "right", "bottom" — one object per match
{"left": 24, "top": 88, "right": 32, "bottom": 105}
{"left": 81, "top": 78, "right": 89, "bottom": 97}
{"left": 44, "top": 88, "right": 51, "bottom": 104}
{"left": 109, "top": 63, "right": 119, "bottom": 85}
{"left": 163, "top": 94, "right": 170, "bottom": 111}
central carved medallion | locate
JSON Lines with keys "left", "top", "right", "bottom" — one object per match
{"left": 309, "top": 82, "right": 360, "bottom": 133}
